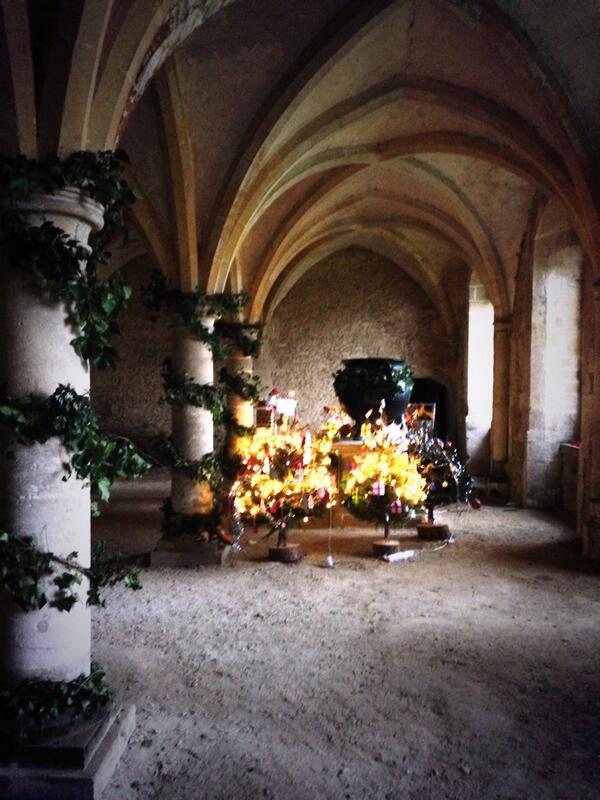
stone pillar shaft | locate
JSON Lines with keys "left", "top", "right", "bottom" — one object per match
{"left": 170, "top": 321, "right": 215, "bottom": 515}
{"left": 490, "top": 317, "right": 512, "bottom": 477}
{"left": 580, "top": 281, "right": 600, "bottom": 558}
{"left": 0, "top": 189, "right": 103, "bottom": 684}
{"left": 227, "top": 352, "right": 254, "bottom": 455}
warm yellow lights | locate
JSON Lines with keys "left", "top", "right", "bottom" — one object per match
{"left": 232, "top": 404, "right": 427, "bottom": 525}
{"left": 344, "top": 422, "right": 427, "bottom": 510}
{"left": 232, "top": 416, "right": 337, "bottom": 521}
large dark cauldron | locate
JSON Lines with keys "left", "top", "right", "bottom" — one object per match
{"left": 333, "top": 358, "right": 414, "bottom": 434}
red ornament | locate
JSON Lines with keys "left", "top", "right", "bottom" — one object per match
{"left": 469, "top": 496, "right": 482, "bottom": 510}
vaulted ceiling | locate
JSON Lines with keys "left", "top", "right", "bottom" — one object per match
{"left": 3, "top": 0, "right": 599, "bottom": 323}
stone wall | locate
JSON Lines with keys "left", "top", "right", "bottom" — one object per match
{"left": 526, "top": 231, "right": 582, "bottom": 506}
{"left": 256, "top": 247, "right": 461, "bottom": 434}
{"left": 466, "top": 277, "right": 494, "bottom": 474}
{"left": 91, "top": 258, "right": 170, "bottom": 448}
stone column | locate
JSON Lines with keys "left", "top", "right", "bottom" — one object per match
{"left": 226, "top": 352, "right": 254, "bottom": 455}
{"left": 170, "top": 320, "right": 215, "bottom": 516}
{"left": 580, "top": 280, "right": 600, "bottom": 559}
{"left": 490, "top": 317, "right": 512, "bottom": 479}
{"left": 0, "top": 189, "right": 103, "bottom": 684}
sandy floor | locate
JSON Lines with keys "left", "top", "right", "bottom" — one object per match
{"left": 93, "top": 482, "right": 600, "bottom": 800}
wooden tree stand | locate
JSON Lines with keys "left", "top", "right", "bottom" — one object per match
{"left": 416, "top": 523, "right": 451, "bottom": 541}
{"left": 372, "top": 538, "right": 400, "bottom": 557}
{"left": 372, "top": 515, "right": 400, "bottom": 557}
{"left": 268, "top": 542, "right": 304, "bottom": 563}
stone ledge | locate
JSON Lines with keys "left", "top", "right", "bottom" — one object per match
{"left": 0, "top": 703, "right": 135, "bottom": 800}
{"left": 150, "top": 535, "right": 223, "bottom": 567}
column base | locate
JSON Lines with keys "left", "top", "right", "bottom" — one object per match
{"left": 150, "top": 535, "right": 223, "bottom": 567}
{"left": 582, "top": 501, "right": 600, "bottom": 560}
{"left": 487, "top": 461, "right": 509, "bottom": 498}
{"left": 0, "top": 702, "right": 135, "bottom": 800}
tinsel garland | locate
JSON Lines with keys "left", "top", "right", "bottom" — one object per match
{"left": 412, "top": 437, "right": 475, "bottom": 521}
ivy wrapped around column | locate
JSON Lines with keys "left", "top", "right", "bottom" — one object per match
{"left": 143, "top": 270, "right": 263, "bottom": 540}
{"left": 0, "top": 151, "right": 137, "bottom": 369}
{"left": 0, "top": 151, "right": 151, "bottom": 730}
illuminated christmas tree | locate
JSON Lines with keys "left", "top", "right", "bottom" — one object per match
{"left": 231, "top": 418, "right": 337, "bottom": 558}
{"left": 342, "top": 421, "right": 427, "bottom": 542}
{"left": 411, "top": 436, "right": 476, "bottom": 537}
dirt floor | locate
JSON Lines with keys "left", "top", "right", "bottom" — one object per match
{"left": 93, "top": 476, "right": 600, "bottom": 800}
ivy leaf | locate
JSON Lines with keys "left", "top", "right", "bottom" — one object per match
{"left": 54, "top": 595, "right": 78, "bottom": 612}
{"left": 96, "top": 477, "right": 111, "bottom": 502}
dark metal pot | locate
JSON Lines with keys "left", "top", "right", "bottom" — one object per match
{"left": 333, "top": 358, "right": 414, "bottom": 433}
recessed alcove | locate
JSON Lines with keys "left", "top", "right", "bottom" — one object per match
{"left": 256, "top": 246, "right": 461, "bottom": 430}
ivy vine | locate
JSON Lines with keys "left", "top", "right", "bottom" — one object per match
{"left": 158, "top": 439, "right": 226, "bottom": 488}
{"left": 214, "top": 320, "right": 263, "bottom": 359}
{"left": 148, "top": 275, "right": 264, "bottom": 539}
{"left": 161, "top": 498, "right": 223, "bottom": 540}
{"left": 0, "top": 150, "right": 137, "bottom": 368}
{"left": 160, "top": 358, "right": 227, "bottom": 421}
{"left": 0, "top": 384, "right": 151, "bottom": 513}
{"left": 0, "top": 150, "right": 137, "bottom": 251}
{"left": 0, "top": 661, "right": 111, "bottom": 727}
{"left": 0, "top": 213, "right": 132, "bottom": 368}
{"left": 0, "top": 532, "right": 141, "bottom": 613}
{"left": 0, "top": 150, "right": 146, "bottom": 729}
{"left": 218, "top": 367, "right": 263, "bottom": 402}
{"left": 143, "top": 270, "right": 257, "bottom": 359}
